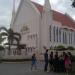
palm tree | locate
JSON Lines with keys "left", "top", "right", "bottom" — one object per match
{"left": 0, "top": 27, "right": 21, "bottom": 55}
{"left": 0, "top": 32, "right": 6, "bottom": 52}
{"left": 0, "top": 32, "right": 6, "bottom": 58}
{"left": 0, "top": 33, "right": 6, "bottom": 45}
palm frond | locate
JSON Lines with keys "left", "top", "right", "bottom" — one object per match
{"left": 0, "top": 27, "right": 8, "bottom": 32}
{"left": 0, "top": 32, "right": 8, "bottom": 36}
{"left": 0, "top": 37, "right": 6, "bottom": 44}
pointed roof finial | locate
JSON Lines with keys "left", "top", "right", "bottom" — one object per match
{"left": 12, "top": 0, "right": 15, "bottom": 16}
{"left": 10, "top": 0, "right": 15, "bottom": 28}
{"left": 44, "top": 0, "right": 51, "bottom": 11}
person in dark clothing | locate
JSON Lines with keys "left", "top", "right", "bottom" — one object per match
{"left": 67, "top": 52, "right": 73, "bottom": 72}
{"left": 44, "top": 50, "right": 48, "bottom": 72}
{"left": 54, "top": 51, "right": 59, "bottom": 72}
{"left": 63, "top": 52, "right": 67, "bottom": 72}
{"left": 49, "top": 51, "right": 54, "bottom": 71}
{"left": 59, "top": 55, "right": 64, "bottom": 72}
{"left": 63, "top": 52, "right": 66, "bottom": 59}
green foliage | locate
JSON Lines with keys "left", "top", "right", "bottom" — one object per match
{"left": 67, "top": 46, "right": 75, "bottom": 50}
{"left": 72, "top": 0, "right": 75, "bottom": 7}
{"left": 0, "top": 27, "right": 21, "bottom": 52}
{"left": 54, "top": 45, "right": 66, "bottom": 51}
{"left": 0, "top": 33, "right": 6, "bottom": 45}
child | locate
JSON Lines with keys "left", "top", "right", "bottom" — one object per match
{"left": 31, "top": 53, "right": 37, "bottom": 70}
{"left": 64, "top": 55, "right": 72, "bottom": 75}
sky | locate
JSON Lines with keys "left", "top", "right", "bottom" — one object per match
{"left": 0, "top": 0, "right": 75, "bottom": 28}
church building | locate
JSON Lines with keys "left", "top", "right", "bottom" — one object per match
{"left": 10, "top": 0, "right": 75, "bottom": 54}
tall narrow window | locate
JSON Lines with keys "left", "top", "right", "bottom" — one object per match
{"left": 53, "top": 26, "right": 55, "bottom": 42}
{"left": 59, "top": 28, "right": 61, "bottom": 43}
{"left": 56, "top": 27, "right": 58, "bottom": 42}
{"left": 71, "top": 32, "right": 72, "bottom": 44}
{"left": 63, "top": 31, "right": 65, "bottom": 44}
{"left": 69, "top": 32, "right": 70, "bottom": 44}
{"left": 64, "top": 32, "right": 67, "bottom": 44}
{"left": 49, "top": 25, "right": 51, "bottom": 41}
{"left": 74, "top": 33, "right": 75, "bottom": 45}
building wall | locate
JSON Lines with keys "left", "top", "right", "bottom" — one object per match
{"left": 11, "top": 0, "right": 41, "bottom": 52}
{"left": 49, "top": 20, "right": 75, "bottom": 48}
{"left": 9, "top": 0, "right": 75, "bottom": 59}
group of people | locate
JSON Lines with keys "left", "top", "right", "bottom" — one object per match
{"left": 31, "top": 50, "right": 73, "bottom": 75}
{"left": 44, "top": 50, "right": 72, "bottom": 75}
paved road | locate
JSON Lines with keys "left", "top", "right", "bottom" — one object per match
{"left": 0, "top": 61, "right": 74, "bottom": 75}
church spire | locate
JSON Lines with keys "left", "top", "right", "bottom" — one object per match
{"left": 44, "top": 0, "right": 51, "bottom": 11}
{"left": 10, "top": 0, "right": 15, "bottom": 28}
{"left": 12, "top": 0, "right": 15, "bottom": 18}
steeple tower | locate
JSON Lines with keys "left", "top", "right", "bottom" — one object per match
{"left": 44, "top": 0, "right": 51, "bottom": 11}
{"left": 40, "top": 0, "right": 52, "bottom": 51}
{"left": 12, "top": 0, "right": 15, "bottom": 16}
{"left": 10, "top": 0, "right": 15, "bottom": 28}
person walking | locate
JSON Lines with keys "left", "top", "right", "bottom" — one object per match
{"left": 31, "top": 53, "right": 37, "bottom": 70}
{"left": 44, "top": 50, "right": 48, "bottom": 72}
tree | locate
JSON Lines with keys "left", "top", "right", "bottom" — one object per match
{"left": 0, "top": 32, "right": 5, "bottom": 52}
{"left": 0, "top": 33, "right": 6, "bottom": 45}
{"left": 71, "top": 0, "right": 75, "bottom": 7}
{"left": 0, "top": 27, "right": 21, "bottom": 55}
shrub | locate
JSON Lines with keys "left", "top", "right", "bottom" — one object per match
{"left": 67, "top": 46, "right": 75, "bottom": 50}
{"left": 54, "top": 45, "right": 66, "bottom": 51}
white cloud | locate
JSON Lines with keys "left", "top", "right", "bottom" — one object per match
{"left": 72, "top": 15, "right": 75, "bottom": 19}
{"left": 0, "top": 0, "right": 12, "bottom": 28}
{"left": 32, "top": 0, "right": 44, "bottom": 5}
